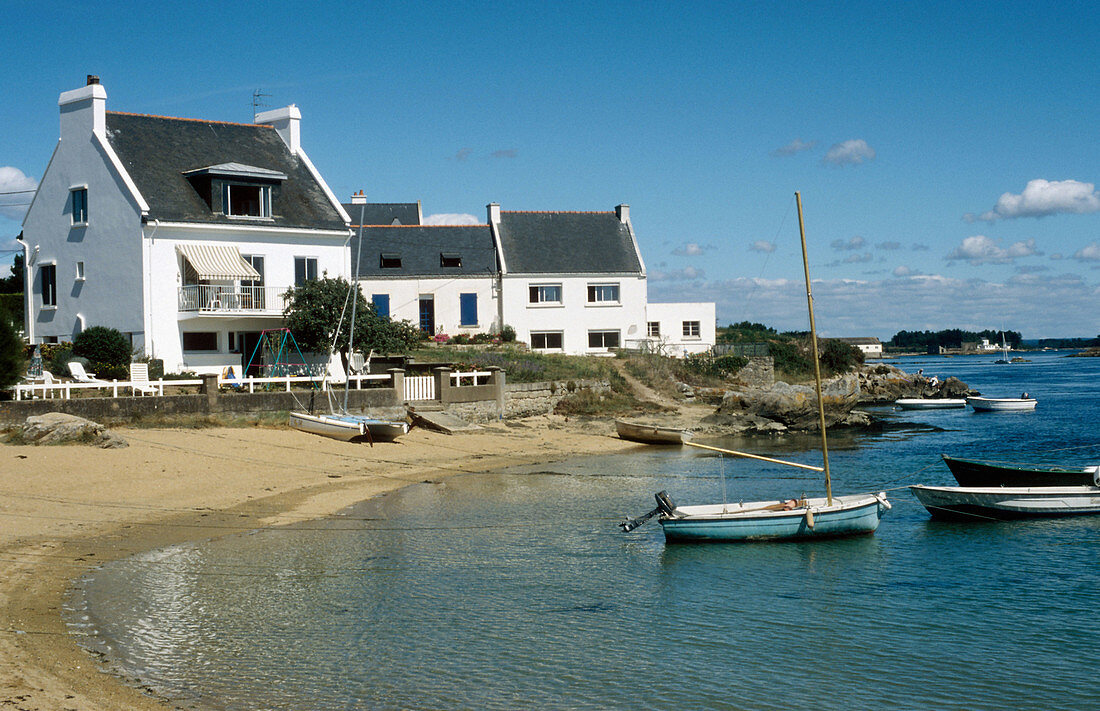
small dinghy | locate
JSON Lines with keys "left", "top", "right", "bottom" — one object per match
{"left": 895, "top": 398, "right": 967, "bottom": 409}
{"left": 967, "top": 396, "right": 1037, "bottom": 411}
{"left": 614, "top": 420, "right": 692, "bottom": 445}
{"left": 910, "top": 484, "right": 1100, "bottom": 520}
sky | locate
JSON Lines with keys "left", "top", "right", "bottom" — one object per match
{"left": 1, "top": 1, "right": 1098, "bottom": 339}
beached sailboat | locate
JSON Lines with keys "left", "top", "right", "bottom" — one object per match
{"left": 620, "top": 193, "right": 891, "bottom": 541}
{"left": 289, "top": 194, "right": 408, "bottom": 443}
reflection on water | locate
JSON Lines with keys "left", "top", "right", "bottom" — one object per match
{"left": 71, "top": 352, "right": 1100, "bottom": 710}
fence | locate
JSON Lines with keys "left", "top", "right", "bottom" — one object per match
{"left": 177, "top": 285, "right": 289, "bottom": 312}
{"left": 712, "top": 342, "right": 770, "bottom": 357}
{"left": 404, "top": 375, "right": 435, "bottom": 402}
{"left": 14, "top": 372, "right": 395, "bottom": 401}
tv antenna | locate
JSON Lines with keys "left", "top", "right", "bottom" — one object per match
{"left": 252, "top": 89, "right": 271, "bottom": 117}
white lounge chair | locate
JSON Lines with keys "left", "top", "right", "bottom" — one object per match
{"left": 129, "top": 362, "right": 158, "bottom": 396}
{"left": 68, "top": 361, "right": 104, "bottom": 383}
{"left": 326, "top": 354, "right": 348, "bottom": 386}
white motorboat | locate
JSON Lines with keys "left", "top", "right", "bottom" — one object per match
{"left": 895, "top": 398, "right": 967, "bottom": 409}
{"left": 967, "top": 396, "right": 1037, "bottom": 411}
{"left": 910, "top": 484, "right": 1100, "bottom": 520}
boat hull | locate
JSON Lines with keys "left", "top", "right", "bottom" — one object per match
{"left": 967, "top": 397, "right": 1037, "bottom": 411}
{"left": 910, "top": 485, "right": 1100, "bottom": 520}
{"left": 615, "top": 420, "right": 691, "bottom": 445}
{"left": 895, "top": 398, "right": 967, "bottom": 409}
{"left": 659, "top": 493, "right": 889, "bottom": 542}
{"left": 289, "top": 412, "right": 408, "bottom": 442}
{"left": 942, "top": 455, "right": 1098, "bottom": 487}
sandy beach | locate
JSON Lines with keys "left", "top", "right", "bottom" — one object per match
{"left": 0, "top": 416, "right": 639, "bottom": 710}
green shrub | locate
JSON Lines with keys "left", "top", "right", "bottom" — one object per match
{"left": 73, "top": 326, "right": 131, "bottom": 367}
{"left": 819, "top": 339, "right": 864, "bottom": 373}
{"left": 46, "top": 344, "right": 74, "bottom": 375}
{"left": 500, "top": 325, "right": 516, "bottom": 342}
{"left": 0, "top": 315, "right": 24, "bottom": 390}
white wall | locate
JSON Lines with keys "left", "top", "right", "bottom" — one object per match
{"left": 358, "top": 275, "right": 497, "bottom": 336}
{"left": 643, "top": 302, "right": 717, "bottom": 356}
{"left": 500, "top": 274, "right": 648, "bottom": 355}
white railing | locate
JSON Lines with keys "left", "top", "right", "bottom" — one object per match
{"left": 178, "top": 285, "right": 289, "bottom": 313}
{"left": 13, "top": 373, "right": 395, "bottom": 401}
{"left": 451, "top": 370, "right": 492, "bottom": 386}
{"left": 404, "top": 375, "right": 435, "bottom": 401}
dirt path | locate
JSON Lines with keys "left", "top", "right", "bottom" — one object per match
{"left": 611, "top": 360, "right": 714, "bottom": 426}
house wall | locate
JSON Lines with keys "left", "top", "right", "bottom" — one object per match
{"left": 643, "top": 302, "right": 717, "bottom": 356}
{"left": 358, "top": 275, "right": 498, "bottom": 336}
{"left": 22, "top": 100, "right": 145, "bottom": 345}
{"left": 500, "top": 274, "right": 647, "bottom": 355}
{"left": 146, "top": 225, "right": 350, "bottom": 373}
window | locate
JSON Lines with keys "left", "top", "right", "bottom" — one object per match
{"left": 75, "top": 261, "right": 85, "bottom": 280}
{"left": 372, "top": 294, "right": 390, "bottom": 318}
{"left": 588, "top": 330, "right": 621, "bottom": 349}
{"left": 380, "top": 253, "right": 402, "bottom": 269}
{"left": 40, "top": 265, "right": 57, "bottom": 307}
{"left": 294, "top": 257, "right": 318, "bottom": 286}
{"left": 71, "top": 188, "right": 88, "bottom": 224}
{"left": 529, "top": 283, "right": 562, "bottom": 304}
{"left": 683, "top": 321, "right": 701, "bottom": 338}
{"left": 531, "top": 332, "right": 563, "bottom": 350}
{"left": 182, "top": 331, "right": 219, "bottom": 352}
{"left": 441, "top": 253, "right": 462, "bottom": 268}
{"left": 648, "top": 321, "right": 660, "bottom": 337}
{"left": 459, "top": 293, "right": 477, "bottom": 326}
{"left": 225, "top": 184, "right": 271, "bottom": 218}
{"left": 587, "top": 283, "right": 620, "bottom": 303}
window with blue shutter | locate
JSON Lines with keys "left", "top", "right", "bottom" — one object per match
{"left": 459, "top": 293, "right": 477, "bottom": 326}
{"left": 372, "top": 294, "right": 390, "bottom": 318}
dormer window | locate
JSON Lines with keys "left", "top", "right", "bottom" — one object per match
{"left": 225, "top": 184, "right": 271, "bottom": 218}
{"left": 183, "top": 163, "right": 286, "bottom": 219}
{"left": 380, "top": 253, "right": 402, "bottom": 269}
{"left": 440, "top": 253, "right": 461, "bottom": 268}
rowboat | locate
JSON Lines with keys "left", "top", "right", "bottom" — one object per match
{"left": 910, "top": 484, "right": 1100, "bottom": 520}
{"left": 614, "top": 420, "right": 692, "bottom": 445}
{"left": 967, "top": 396, "right": 1037, "bottom": 411}
{"left": 620, "top": 193, "right": 891, "bottom": 542}
{"left": 941, "top": 454, "right": 1100, "bottom": 487}
{"left": 289, "top": 412, "right": 409, "bottom": 442}
{"left": 895, "top": 398, "right": 967, "bottom": 409}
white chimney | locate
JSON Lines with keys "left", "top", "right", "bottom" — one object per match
{"left": 255, "top": 105, "right": 301, "bottom": 153}
{"left": 59, "top": 75, "right": 107, "bottom": 138}
{"left": 350, "top": 190, "right": 367, "bottom": 205}
{"left": 615, "top": 204, "right": 630, "bottom": 223}
{"left": 487, "top": 202, "right": 501, "bottom": 224}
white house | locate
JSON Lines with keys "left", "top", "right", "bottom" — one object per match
{"left": 644, "top": 302, "right": 717, "bottom": 356}
{"left": 21, "top": 77, "right": 351, "bottom": 374}
{"left": 838, "top": 337, "right": 884, "bottom": 358}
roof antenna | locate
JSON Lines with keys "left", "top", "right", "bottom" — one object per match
{"left": 252, "top": 89, "right": 271, "bottom": 119}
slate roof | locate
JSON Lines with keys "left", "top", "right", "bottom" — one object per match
{"left": 342, "top": 202, "right": 422, "bottom": 226}
{"left": 105, "top": 112, "right": 346, "bottom": 230}
{"left": 496, "top": 211, "right": 642, "bottom": 274}
{"left": 352, "top": 225, "right": 497, "bottom": 278}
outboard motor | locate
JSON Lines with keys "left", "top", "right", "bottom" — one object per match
{"left": 619, "top": 491, "right": 678, "bottom": 533}
{"left": 655, "top": 491, "right": 677, "bottom": 516}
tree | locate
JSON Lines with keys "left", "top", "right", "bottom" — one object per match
{"left": 73, "top": 326, "right": 131, "bottom": 367}
{"left": 0, "top": 254, "right": 24, "bottom": 293}
{"left": 283, "top": 277, "right": 420, "bottom": 360}
{"left": 0, "top": 314, "right": 23, "bottom": 390}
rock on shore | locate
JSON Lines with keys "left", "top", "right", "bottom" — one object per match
{"left": 18, "top": 413, "right": 129, "bottom": 448}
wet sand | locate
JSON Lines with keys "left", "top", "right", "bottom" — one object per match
{"left": 0, "top": 416, "right": 639, "bottom": 710}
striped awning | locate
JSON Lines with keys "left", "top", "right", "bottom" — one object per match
{"left": 176, "top": 243, "right": 261, "bottom": 281}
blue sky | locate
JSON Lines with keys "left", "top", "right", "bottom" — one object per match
{"left": 2, "top": 1, "right": 1098, "bottom": 338}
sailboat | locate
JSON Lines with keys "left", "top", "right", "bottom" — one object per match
{"left": 620, "top": 192, "right": 891, "bottom": 542}
{"left": 993, "top": 332, "right": 1010, "bottom": 364}
{"left": 289, "top": 193, "right": 408, "bottom": 443}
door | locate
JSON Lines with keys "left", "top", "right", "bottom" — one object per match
{"left": 418, "top": 295, "right": 435, "bottom": 335}
{"left": 239, "top": 331, "right": 265, "bottom": 376}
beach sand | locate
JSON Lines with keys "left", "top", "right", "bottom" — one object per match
{"left": 0, "top": 416, "right": 640, "bottom": 710}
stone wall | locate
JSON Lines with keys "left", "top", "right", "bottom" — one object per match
{"left": 736, "top": 356, "right": 774, "bottom": 389}
{"left": 445, "top": 379, "right": 611, "bottom": 423}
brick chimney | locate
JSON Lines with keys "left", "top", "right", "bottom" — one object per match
{"left": 59, "top": 75, "right": 107, "bottom": 138}
{"left": 255, "top": 105, "right": 301, "bottom": 153}
{"left": 615, "top": 204, "right": 630, "bottom": 223}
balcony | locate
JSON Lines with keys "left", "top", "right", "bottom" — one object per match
{"left": 178, "top": 285, "right": 289, "bottom": 314}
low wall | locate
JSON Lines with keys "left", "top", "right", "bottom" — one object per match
{"left": 737, "top": 356, "right": 774, "bottom": 389}
{"left": 445, "top": 378, "right": 611, "bottom": 423}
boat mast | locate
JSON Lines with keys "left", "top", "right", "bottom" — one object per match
{"left": 795, "top": 192, "right": 833, "bottom": 505}
{"left": 343, "top": 194, "right": 367, "bottom": 415}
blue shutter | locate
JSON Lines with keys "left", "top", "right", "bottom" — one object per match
{"left": 459, "top": 293, "right": 477, "bottom": 326}
{"left": 372, "top": 294, "right": 390, "bottom": 318}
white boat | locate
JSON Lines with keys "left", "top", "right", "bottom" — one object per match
{"left": 614, "top": 420, "right": 692, "bottom": 444}
{"left": 895, "top": 398, "right": 967, "bottom": 409}
{"left": 910, "top": 484, "right": 1100, "bottom": 520}
{"left": 967, "top": 396, "right": 1037, "bottom": 411}
{"left": 620, "top": 193, "right": 891, "bottom": 542}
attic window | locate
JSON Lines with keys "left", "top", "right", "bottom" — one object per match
{"left": 225, "top": 184, "right": 271, "bottom": 218}
{"left": 440, "top": 253, "right": 462, "bottom": 268}
{"left": 380, "top": 253, "right": 402, "bottom": 269}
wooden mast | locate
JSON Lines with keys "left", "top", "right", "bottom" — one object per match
{"left": 795, "top": 192, "right": 833, "bottom": 505}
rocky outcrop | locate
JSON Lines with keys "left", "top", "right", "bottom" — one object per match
{"left": 18, "top": 413, "right": 128, "bottom": 448}
{"left": 701, "top": 373, "right": 863, "bottom": 433}
{"left": 857, "top": 364, "right": 974, "bottom": 402}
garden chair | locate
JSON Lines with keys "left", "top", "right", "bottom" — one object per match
{"left": 68, "top": 361, "right": 105, "bottom": 383}
{"left": 129, "top": 362, "right": 158, "bottom": 396}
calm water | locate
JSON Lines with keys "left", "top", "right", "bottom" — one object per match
{"left": 70, "top": 352, "right": 1100, "bottom": 710}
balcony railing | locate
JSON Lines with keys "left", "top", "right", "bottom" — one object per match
{"left": 178, "top": 285, "right": 290, "bottom": 313}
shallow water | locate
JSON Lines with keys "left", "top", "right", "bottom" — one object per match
{"left": 71, "top": 352, "right": 1100, "bottom": 709}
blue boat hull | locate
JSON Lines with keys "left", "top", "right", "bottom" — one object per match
{"left": 659, "top": 494, "right": 888, "bottom": 542}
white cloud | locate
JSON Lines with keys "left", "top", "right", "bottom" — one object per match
{"left": 1073, "top": 242, "right": 1100, "bottom": 261}
{"left": 649, "top": 266, "right": 705, "bottom": 281}
{"left": 672, "top": 242, "right": 707, "bottom": 256}
{"left": 892, "top": 265, "right": 921, "bottom": 277}
{"left": 749, "top": 240, "right": 776, "bottom": 253}
{"left": 423, "top": 213, "right": 480, "bottom": 225}
{"left": 830, "top": 235, "right": 865, "bottom": 251}
{"left": 0, "top": 166, "right": 37, "bottom": 220}
{"left": 969, "top": 179, "right": 1100, "bottom": 222}
{"left": 823, "top": 139, "right": 875, "bottom": 166}
{"left": 771, "top": 139, "right": 816, "bottom": 157}
{"left": 945, "top": 235, "right": 1042, "bottom": 265}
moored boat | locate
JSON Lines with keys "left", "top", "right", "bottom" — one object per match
{"left": 910, "top": 484, "right": 1100, "bottom": 520}
{"left": 942, "top": 454, "right": 1099, "bottom": 487}
{"left": 289, "top": 412, "right": 409, "bottom": 443}
{"left": 895, "top": 398, "right": 967, "bottom": 409}
{"left": 967, "top": 396, "right": 1037, "bottom": 411}
{"left": 614, "top": 419, "right": 692, "bottom": 445}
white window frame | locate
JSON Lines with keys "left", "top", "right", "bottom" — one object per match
{"left": 294, "top": 256, "right": 318, "bottom": 286}
{"left": 683, "top": 320, "right": 701, "bottom": 339}
{"left": 75, "top": 261, "right": 85, "bottom": 281}
{"left": 647, "top": 321, "right": 660, "bottom": 337}
{"left": 587, "top": 329, "right": 621, "bottom": 349}
{"left": 586, "top": 282, "right": 620, "bottom": 305}
{"left": 528, "top": 283, "right": 563, "bottom": 306}
{"left": 40, "top": 262, "right": 57, "bottom": 309}
{"left": 225, "top": 184, "right": 272, "bottom": 219}
{"left": 530, "top": 331, "right": 564, "bottom": 351}
{"left": 70, "top": 186, "right": 88, "bottom": 226}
